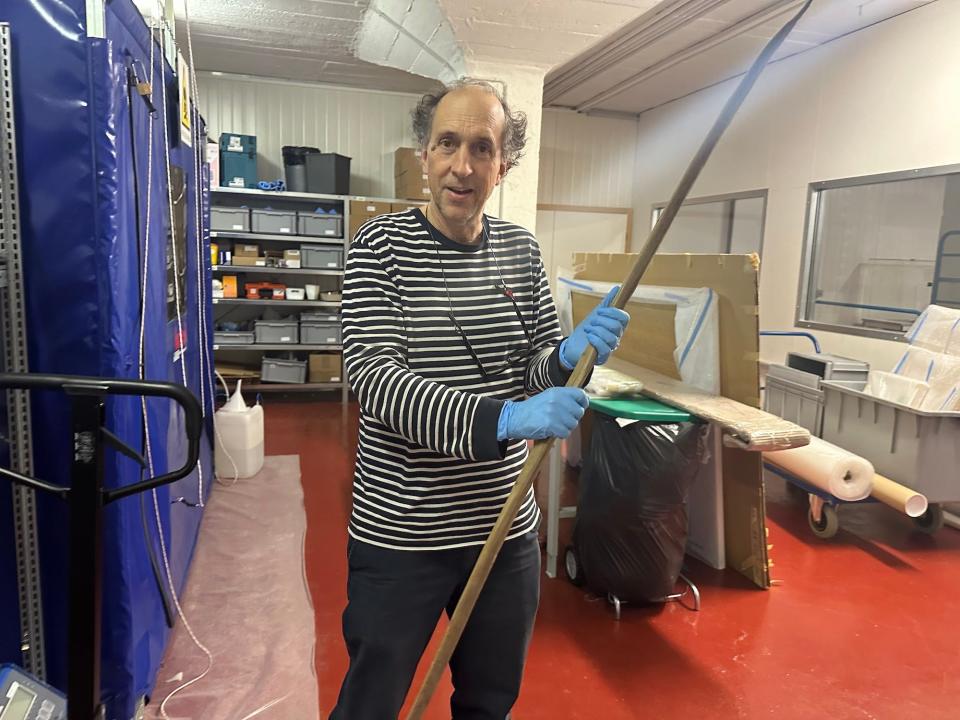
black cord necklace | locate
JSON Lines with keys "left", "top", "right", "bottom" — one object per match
{"left": 423, "top": 206, "right": 533, "bottom": 377}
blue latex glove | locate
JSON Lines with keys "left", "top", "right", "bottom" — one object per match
{"left": 497, "top": 387, "right": 590, "bottom": 441}
{"left": 560, "top": 286, "right": 630, "bottom": 370}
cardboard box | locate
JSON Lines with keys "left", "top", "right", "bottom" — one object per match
{"left": 284, "top": 249, "right": 301, "bottom": 269}
{"left": 309, "top": 353, "right": 342, "bottom": 383}
{"left": 231, "top": 256, "right": 264, "bottom": 266}
{"left": 391, "top": 202, "right": 426, "bottom": 213}
{"left": 349, "top": 213, "right": 369, "bottom": 240}
{"left": 222, "top": 275, "right": 238, "bottom": 299}
{"left": 350, "top": 200, "right": 391, "bottom": 216}
{"left": 394, "top": 147, "right": 431, "bottom": 201}
{"left": 348, "top": 199, "right": 394, "bottom": 240}
{"left": 234, "top": 244, "right": 260, "bottom": 258}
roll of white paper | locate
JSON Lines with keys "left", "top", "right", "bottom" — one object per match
{"left": 764, "top": 436, "right": 874, "bottom": 501}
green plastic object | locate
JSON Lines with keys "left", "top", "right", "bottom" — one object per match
{"left": 588, "top": 396, "right": 692, "bottom": 423}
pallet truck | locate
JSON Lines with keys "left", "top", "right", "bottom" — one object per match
{"left": 0, "top": 373, "right": 202, "bottom": 720}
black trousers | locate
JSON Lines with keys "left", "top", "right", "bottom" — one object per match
{"left": 329, "top": 531, "right": 541, "bottom": 720}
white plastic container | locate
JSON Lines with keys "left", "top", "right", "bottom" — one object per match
{"left": 214, "top": 381, "right": 265, "bottom": 479}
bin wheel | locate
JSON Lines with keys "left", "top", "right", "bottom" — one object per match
{"left": 808, "top": 504, "right": 839, "bottom": 539}
{"left": 564, "top": 545, "right": 585, "bottom": 587}
{"left": 913, "top": 504, "right": 944, "bottom": 534}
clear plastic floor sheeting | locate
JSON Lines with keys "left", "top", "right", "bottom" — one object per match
{"left": 146, "top": 455, "right": 319, "bottom": 720}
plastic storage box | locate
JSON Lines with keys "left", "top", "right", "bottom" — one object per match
{"left": 763, "top": 353, "right": 869, "bottom": 437}
{"left": 221, "top": 153, "right": 256, "bottom": 189}
{"left": 305, "top": 153, "right": 351, "bottom": 195}
{"left": 214, "top": 330, "right": 255, "bottom": 345}
{"left": 300, "top": 311, "right": 340, "bottom": 323}
{"left": 211, "top": 207, "right": 250, "bottom": 232}
{"left": 254, "top": 321, "right": 299, "bottom": 344}
{"left": 764, "top": 364, "right": 824, "bottom": 435}
{"left": 251, "top": 209, "right": 296, "bottom": 234}
{"left": 298, "top": 212, "right": 343, "bottom": 237}
{"left": 301, "top": 245, "right": 344, "bottom": 269}
{"left": 260, "top": 357, "right": 307, "bottom": 384}
{"left": 821, "top": 380, "right": 960, "bottom": 503}
{"left": 301, "top": 320, "right": 341, "bottom": 345}
{"left": 787, "top": 352, "right": 870, "bottom": 384}
{"left": 220, "top": 133, "right": 256, "bottom": 154}
{"left": 219, "top": 134, "right": 257, "bottom": 189}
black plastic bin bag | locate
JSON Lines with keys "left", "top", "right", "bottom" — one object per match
{"left": 573, "top": 413, "right": 706, "bottom": 602}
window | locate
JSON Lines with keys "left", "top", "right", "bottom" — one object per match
{"left": 651, "top": 190, "right": 767, "bottom": 256}
{"left": 798, "top": 166, "right": 960, "bottom": 339}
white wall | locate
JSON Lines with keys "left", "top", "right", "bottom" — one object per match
{"left": 197, "top": 73, "right": 421, "bottom": 197}
{"left": 629, "top": 0, "right": 960, "bottom": 370}
{"left": 538, "top": 109, "right": 638, "bottom": 207}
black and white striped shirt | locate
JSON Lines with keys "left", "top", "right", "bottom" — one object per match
{"left": 342, "top": 208, "right": 570, "bottom": 550}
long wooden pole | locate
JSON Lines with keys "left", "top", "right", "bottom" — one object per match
{"left": 405, "top": 2, "right": 814, "bottom": 716}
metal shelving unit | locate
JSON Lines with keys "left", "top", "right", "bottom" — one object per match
{"left": 211, "top": 186, "right": 424, "bottom": 398}
{"left": 212, "top": 186, "right": 347, "bottom": 203}
{"left": 211, "top": 230, "right": 344, "bottom": 246}
{"left": 0, "top": 23, "right": 45, "bottom": 677}
{"left": 214, "top": 343, "right": 342, "bottom": 351}
{"left": 212, "top": 264, "right": 343, "bottom": 277}
{"left": 211, "top": 186, "right": 349, "bottom": 398}
{"left": 213, "top": 298, "right": 339, "bottom": 309}
{"left": 225, "top": 381, "right": 342, "bottom": 393}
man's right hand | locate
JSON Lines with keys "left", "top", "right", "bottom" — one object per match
{"left": 498, "top": 387, "right": 590, "bottom": 441}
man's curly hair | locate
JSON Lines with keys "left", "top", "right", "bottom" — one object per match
{"left": 412, "top": 78, "right": 528, "bottom": 169}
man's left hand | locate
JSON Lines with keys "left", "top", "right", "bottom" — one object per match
{"left": 560, "top": 286, "right": 631, "bottom": 369}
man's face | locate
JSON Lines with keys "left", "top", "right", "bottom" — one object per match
{"left": 422, "top": 87, "right": 508, "bottom": 234}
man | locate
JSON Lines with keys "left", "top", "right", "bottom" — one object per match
{"left": 332, "top": 78, "right": 630, "bottom": 719}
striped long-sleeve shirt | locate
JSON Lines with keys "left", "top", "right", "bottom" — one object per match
{"left": 342, "top": 208, "right": 571, "bottom": 550}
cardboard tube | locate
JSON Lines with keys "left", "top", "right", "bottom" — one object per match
{"left": 871, "top": 473, "right": 928, "bottom": 518}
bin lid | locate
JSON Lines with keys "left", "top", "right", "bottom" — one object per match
{"left": 588, "top": 396, "right": 692, "bottom": 423}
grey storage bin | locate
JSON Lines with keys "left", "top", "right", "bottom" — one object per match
{"left": 764, "top": 355, "right": 870, "bottom": 438}
{"left": 214, "top": 330, "right": 255, "bottom": 345}
{"left": 301, "top": 321, "right": 341, "bottom": 345}
{"left": 298, "top": 212, "right": 343, "bottom": 237}
{"left": 764, "top": 370, "right": 824, "bottom": 436}
{"left": 301, "top": 245, "right": 344, "bottom": 269}
{"left": 821, "top": 380, "right": 960, "bottom": 503}
{"left": 254, "top": 320, "right": 299, "bottom": 344}
{"left": 300, "top": 311, "right": 341, "bottom": 323}
{"left": 211, "top": 207, "right": 250, "bottom": 232}
{"left": 251, "top": 209, "right": 297, "bottom": 234}
{"left": 260, "top": 357, "right": 307, "bottom": 384}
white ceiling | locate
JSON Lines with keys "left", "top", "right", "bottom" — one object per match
{"left": 168, "top": 0, "right": 439, "bottom": 93}
{"left": 164, "top": 0, "right": 937, "bottom": 108}
{"left": 544, "top": 0, "right": 938, "bottom": 114}
{"left": 440, "top": 0, "right": 662, "bottom": 68}
{"left": 166, "top": 0, "right": 661, "bottom": 93}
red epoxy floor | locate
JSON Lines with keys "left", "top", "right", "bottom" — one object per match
{"left": 264, "top": 400, "right": 960, "bottom": 719}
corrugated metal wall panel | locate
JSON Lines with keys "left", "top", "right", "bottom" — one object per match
{"left": 195, "top": 76, "right": 640, "bottom": 207}
{"left": 538, "top": 109, "right": 639, "bottom": 208}
{"left": 197, "top": 73, "right": 421, "bottom": 197}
